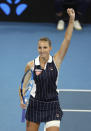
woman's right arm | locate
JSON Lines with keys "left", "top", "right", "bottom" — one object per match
{"left": 19, "top": 61, "right": 34, "bottom": 108}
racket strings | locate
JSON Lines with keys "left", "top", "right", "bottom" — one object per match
{"left": 22, "top": 71, "right": 31, "bottom": 96}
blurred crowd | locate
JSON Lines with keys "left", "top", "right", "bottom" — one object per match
{"left": 55, "top": 0, "right": 91, "bottom": 30}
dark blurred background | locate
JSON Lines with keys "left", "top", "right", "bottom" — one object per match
{"left": 0, "top": 0, "right": 91, "bottom": 23}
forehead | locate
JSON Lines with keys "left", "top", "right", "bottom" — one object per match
{"left": 38, "top": 41, "right": 49, "bottom": 46}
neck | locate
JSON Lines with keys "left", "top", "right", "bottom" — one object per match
{"left": 39, "top": 55, "right": 49, "bottom": 64}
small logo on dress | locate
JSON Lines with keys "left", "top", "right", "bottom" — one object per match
{"left": 35, "top": 69, "right": 42, "bottom": 76}
{"left": 56, "top": 114, "right": 59, "bottom": 118}
{"left": 49, "top": 67, "right": 53, "bottom": 70}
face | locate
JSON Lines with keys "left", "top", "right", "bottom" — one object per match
{"left": 38, "top": 41, "right": 52, "bottom": 58}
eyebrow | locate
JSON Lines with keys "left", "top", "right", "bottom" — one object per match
{"left": 38, "top": 46, "right": 48, "bottom": 48}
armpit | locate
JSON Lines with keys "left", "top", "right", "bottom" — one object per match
{"left": 53, "top": 56, "right": 61, "bottom": 71}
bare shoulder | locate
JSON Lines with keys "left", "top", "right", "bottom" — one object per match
{"left": 25, "top": 60, "right": 34, "bottom": 72}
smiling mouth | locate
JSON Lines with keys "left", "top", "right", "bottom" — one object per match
{"left": 40, "top": 53, "right": 46, "bottom": 55}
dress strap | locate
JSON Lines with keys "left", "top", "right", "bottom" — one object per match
{"left": 52, "top": 56, "right": 54, "bottom": 62}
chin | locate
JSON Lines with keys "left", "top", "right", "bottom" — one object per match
{"left": 40, "top": 54, "right": 46, "bottom": 57}
{"left": 40, "top": 53, "right": 49, "bottom": 58}
{"left": 40, "top": 55, "right": 46, "bottom": 58}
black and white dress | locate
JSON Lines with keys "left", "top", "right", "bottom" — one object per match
{"left": 26, "top": 55, "right": 63, "bottom": 122}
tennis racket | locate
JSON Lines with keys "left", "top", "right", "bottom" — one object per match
{"left": 20, "top": 69, "right": 34, "bottom": 122}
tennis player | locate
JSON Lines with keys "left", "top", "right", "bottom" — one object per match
{"left": 19, "top": 8, "right": 75, "bottom": 131}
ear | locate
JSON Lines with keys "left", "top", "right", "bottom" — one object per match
{"left": 50, "top": 46, "right": 52, "bottom": 51}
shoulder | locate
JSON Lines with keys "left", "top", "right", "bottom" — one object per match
{"left": 25, "top": 60, "right": 34, "bottom": 72}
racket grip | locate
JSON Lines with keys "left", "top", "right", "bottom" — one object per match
{"left": 21, "top": 109, "right": 26, "bottom": 122}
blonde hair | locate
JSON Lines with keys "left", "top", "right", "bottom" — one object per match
{"left": 38, "top": 37, "right": 52, "bottom": 47}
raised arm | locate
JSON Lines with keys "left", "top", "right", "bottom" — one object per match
{"left": 54, "top": 8, "right": 75, "bottom": 69}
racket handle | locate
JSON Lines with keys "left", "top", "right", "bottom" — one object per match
{"left": 21, "top": 109, "right": 26, "bottom": 122}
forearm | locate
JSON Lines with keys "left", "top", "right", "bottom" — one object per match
{"left": 54, "top": 8, "right": 75, "bottom": 65}
{"left": 19, "top": 85, "right": 23, "bottom": 101}
{"left": 65, "top": 18, "right": 74, "bottom": 41}
{"left": 19, "top": 70, "right": 31, "bottom": 102}
{"left": 19, "top": 81, "right": 28, "bottom": 101}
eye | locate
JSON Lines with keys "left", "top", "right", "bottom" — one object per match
{"left": 38, "top": 46, "right": 41, "bottom": 49}
{"left": 44, "top": 46, "right": 47, "bottom": 49}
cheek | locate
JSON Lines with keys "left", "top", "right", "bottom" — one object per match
{"left": 47, "top": 49, "right": 51, "bottom": 53}
{"left": 38, "top": 49, "right": 41, "bottom": 53}
{"left": 38, "top": 51, "right": 41, "bottom": 55}
{"left": 46, "top": 48, "right": 51, "bottom": 53}
{"left": 44, "top": 49, "right": 50, "bottom": 53}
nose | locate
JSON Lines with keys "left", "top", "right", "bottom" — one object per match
{"left": 41, "top": 47, "right": 44, "bottom": 52}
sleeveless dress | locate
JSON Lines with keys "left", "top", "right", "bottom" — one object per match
{"left": 26, "top": 55, "right": 63, "bottom": 122}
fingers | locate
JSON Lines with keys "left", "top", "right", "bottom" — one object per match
{"left": 67, "top": 8, "right": 75, "bottom": 20}
{"left": 67, "top": 8, "right": 75, "bottom": 14}
{"left": 21, "top": 103, "right": 27, "bottom": 109}
{"left": 20, "top": 100, "right": 27, "bottom": 109}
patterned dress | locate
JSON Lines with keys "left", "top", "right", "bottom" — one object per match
{"left": 26, "top": 55, "right": 63, "bottom": 122}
